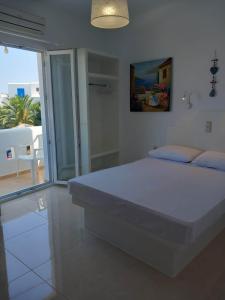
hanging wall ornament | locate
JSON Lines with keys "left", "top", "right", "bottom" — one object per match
{"left": 209, "top": 51, "right": 219, "bottom": 98}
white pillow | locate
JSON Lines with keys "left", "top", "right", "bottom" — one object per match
{"left": 192, "top": 151, "right": 225, "bottom": 172}
{"left": 148, "top": 145, "right": 202, "bottom": 163}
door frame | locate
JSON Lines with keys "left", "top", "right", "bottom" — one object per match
{"left": 44, "top": 49, "right": 80, "bottom": 184}
{"left": 0, "top": 44, "right": 53, "bottom": 203}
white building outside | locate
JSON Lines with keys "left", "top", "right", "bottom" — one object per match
{"left": 0, "top": 93, "right": 8, "bottom": 105}
{"left": 8, "top": 82, "right": 40, "bottom": 102}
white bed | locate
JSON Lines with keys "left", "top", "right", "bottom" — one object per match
{"left": 69, "top": 157, "right": 225, "bottom": 277}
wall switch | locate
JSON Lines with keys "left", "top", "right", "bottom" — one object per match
{"left": 205, "top": 121, "right": 212, "bottom": 133}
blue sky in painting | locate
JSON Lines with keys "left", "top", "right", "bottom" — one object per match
{"left": 0, "top": 47, "right": 38, "bottom": 93}
{"left": 133, "top": 58, "right": 166, "bottom": 89}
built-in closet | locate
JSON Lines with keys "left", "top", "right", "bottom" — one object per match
{"left": 77, "top": 49, "right": 119, "bottom": 174}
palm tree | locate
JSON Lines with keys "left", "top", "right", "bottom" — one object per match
{"left": 0, "top": 95, "right": 42, "bottom": 129}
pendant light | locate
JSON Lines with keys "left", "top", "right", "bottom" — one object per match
{"left": 91, "top": 0, "right": 129, "bottom": 29}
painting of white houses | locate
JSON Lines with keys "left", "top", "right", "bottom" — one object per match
{"left": 130, "top": 58, "right": 172, "bottom": 112}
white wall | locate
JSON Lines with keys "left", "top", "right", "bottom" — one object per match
{"left": 0, "top": 93, "right": 7, "bottom": 105}
{"left": 117, "top": 0, "right": 225, "bottom": 163}
{"left": 0, "top": 126, "right": 43, "bottom": 176}
{"left": 8, "top": 83, "right": 31, "bottom": 97}
{"left": 8, "top": 83, "right": 40, "bottom": 101}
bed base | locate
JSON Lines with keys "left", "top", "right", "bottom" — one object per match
{"left": 72, "top": 199, "right": 225, "bottom": 277}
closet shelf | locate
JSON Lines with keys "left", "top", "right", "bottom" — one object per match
{"left": 91, "top": 149, "right": 119, "bottom": 160}
{"left": 88, "top": 72, "right": 118, "bottom": 81}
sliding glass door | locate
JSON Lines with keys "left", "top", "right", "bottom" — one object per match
{"left": 45, "top": 50, "right": 79, "bottom": 182}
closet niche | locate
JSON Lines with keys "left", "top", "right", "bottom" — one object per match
{"left": 77, "top": 49, "right": 119, "bottom": 174}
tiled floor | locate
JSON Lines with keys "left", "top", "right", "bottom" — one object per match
{"left": 0, "top": 186, "right": 225, "bottom": 300}
{"left": 0, "top": 168, "right": 45, "bottom": 197}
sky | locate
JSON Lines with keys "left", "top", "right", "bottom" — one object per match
{"left": 133, "top": 59, "right": 166, "bottom": 77}
{"left": 0, "top": 47, "right": 39, "bottom": 93}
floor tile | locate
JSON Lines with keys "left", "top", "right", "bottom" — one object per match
{"left": 5, "top": 224, "right": 52, "bottom": 269}
{"left": 2, "top": 212, "right": 47, "bottom": 240}
{"left": 4, "top": 251, "right": 30, "bottom": 283}
{"left": 33, "top": 260, "right": 53, "bottom": 283}
{"left": 33, "top": 237, "right": 107, "bottom": 287}
{"left": 33, "top": 237, "right": 149, "bottom": 300}
{"left": 13, "top": 282, "right": 67, "bottom": 300}
{"left": 0, "top": 197, "right": 38, "bottom": 221}
{"left": 206, "top": 268, "right": 225, "bottom": 300}
{"left": 1, "top": 186, "right": 225, "bottom": 300}
{"left": 18, "top": 192, "right": 50, "bottom": 219}
{"left": 29, "top": 187, "right": 87, "bottom": 254}
{"left": 8, "top": 271, "right": 44, "bottom": 299}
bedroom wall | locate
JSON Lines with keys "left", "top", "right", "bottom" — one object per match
{"left": 1, "top": 0, "right": 224, "bottom": 164}
{"left": 118, "top": 0, "right": 225, "bottom": 163}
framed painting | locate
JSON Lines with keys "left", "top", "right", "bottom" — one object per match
{"left": 130, "top": 58, "right": 172, "bottom": 112}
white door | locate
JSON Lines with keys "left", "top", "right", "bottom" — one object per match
{"left": 45, "top": 50, "right": 79, "bottom": 183}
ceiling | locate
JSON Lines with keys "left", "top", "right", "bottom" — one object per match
{"left": 1, "top": 0, "right": 172, "bottom": 19}
{"left": 45, "top": 0, "right": 171, "bottom": 16}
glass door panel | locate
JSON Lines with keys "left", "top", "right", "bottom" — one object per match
{"left": 47, "top": 51, "right": 78, "bottom": 182}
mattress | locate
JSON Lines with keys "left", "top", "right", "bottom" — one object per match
{"left": 68, "top": 158, "right": 225, "bottom": 244}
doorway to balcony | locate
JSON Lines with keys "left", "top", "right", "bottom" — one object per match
{"left": 0, "top": 46, "right": 50, "bottom": 198}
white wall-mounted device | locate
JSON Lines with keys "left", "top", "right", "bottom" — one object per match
{"left": 0, "top": 4, "right": 46, "bottom": 39}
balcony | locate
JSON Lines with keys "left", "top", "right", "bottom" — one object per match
{"left": 0, "top": 126, "right": 48, "bottom": 198}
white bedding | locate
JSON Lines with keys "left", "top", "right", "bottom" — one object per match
{"left": 69, "top": 158, "right": 225, "bottom": 244}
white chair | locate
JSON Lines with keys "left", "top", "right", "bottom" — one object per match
{"left": 15, "top": 135, "right": 44, "bottom": 184}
